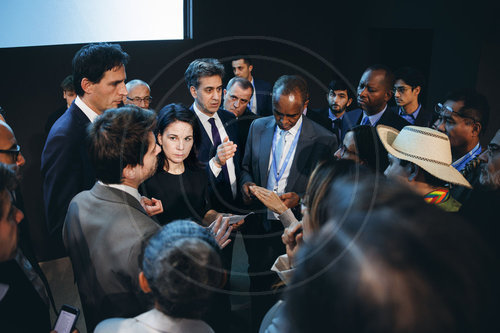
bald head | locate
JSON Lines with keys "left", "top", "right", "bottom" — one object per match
{"left": 0, "top": 121, "right": 25, "bottom": 170}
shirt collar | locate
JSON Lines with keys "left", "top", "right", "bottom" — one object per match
{"left": 452, "top": 142, "right": 482, "bottom": 171}
{"left": 98, "top": 181, "right": 141, "bottom": 203}
{"left": 328, "top": 109, "right": 344, "bottom": 121}
{"left": 75, "top": 96, "right": 99, "bottom": 123}
{"left": 278, "top": 115, "right": 303, "bottom": 136}
{"left": 192, "top": 102, "right": 220, "bottom": 123}
{"left": 363, "top": 105, "right": 387, "bottom": 125}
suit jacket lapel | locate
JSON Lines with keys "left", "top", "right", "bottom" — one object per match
{"left": 286, "top": 117, "right": 314, "bottom": 192}
{"left": 259, "top": 118, "right": 276, "bottom": 186}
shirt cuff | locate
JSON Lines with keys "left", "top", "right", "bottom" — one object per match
{"left": 271, "top": 254, "right": 294, "bottom": 285}
{"left": 209, "top": 158, "right": 222, "bottom": 177}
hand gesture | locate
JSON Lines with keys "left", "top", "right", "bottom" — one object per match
{"left": 281, "top": 221, "right": 303, "bottom": 267}
{"left": 250, "top": 185, "right": 288, "bottom": 214}
{"left": 214, "top": 137, "right": 237, "bottom": 167}
{"left": 208, "top": 215, "right": 232, "bottom": 249}
{"left": 279, "top": 192, "right": 300, "bottom": 209}
{"left": 140, "top": 196, "right": 163, "bottom": 216}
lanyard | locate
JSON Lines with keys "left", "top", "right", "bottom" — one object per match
{"left": 271, "top": 123, "right": 302, "bottom": 188}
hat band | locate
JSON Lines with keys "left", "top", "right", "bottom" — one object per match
{"left": 392, "top": 147, "right": 450, "bottom": 167}
{"left": 404, "top": 126, "right": 448, "bottom": 141}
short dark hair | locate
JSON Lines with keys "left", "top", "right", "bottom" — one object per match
{"left": 232, "top": 57, "right": 253, "bottom": 66}
{"left": 60, "top": 75, "right": 75, "bottom": 92}
{"left": 328, "top": 78, "right": 354, "bottom": 100}
{"left": 394, "top": 67, "right": 425, "bottom": 102}
{"left": 444, "top": 89, "right": 490, "bottom": 133}
{"left": 88, "top": 105, "right": 156, "bottom": 184}
{"left": 155, "top": 103, "right": 202, "bottom": 172}
{"left": 0, "top": 163, "right": 17, "bottom": 219}
{"left": 272, "top": 75, "right": 308, "bottom": 106}
{"left": 366, "top": 64, "right": 395, "bottom": 91}
{"left": 348, "top": 125, "right": 389, "bottom": 173}
{"left": 142, "top": 220, "right": 223, "bottom": 319}
{"left": 286, "top": 176, "right": 496, "bottom": 332}
{"left": 226, "top": 77, "right": 254, "bottom": 95}
{"left": 184, "top": 58, "right": 224, "bottom": 89}
{"left": 72, "top": 43, "right": 129, "bottom": 96}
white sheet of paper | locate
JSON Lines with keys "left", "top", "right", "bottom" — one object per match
{"left": 222, "top": 212, "right": 254, "bottom": 225}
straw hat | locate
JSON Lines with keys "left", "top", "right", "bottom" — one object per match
{"left": 376, "top": 125, "right": 471, "bottom": 188}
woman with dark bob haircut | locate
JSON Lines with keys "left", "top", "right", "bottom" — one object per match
{"left": 334, "top": 124, "right": 389, "bottom": 173}
{"left": 141, "top": 103, "right": 219, "bottom": 226}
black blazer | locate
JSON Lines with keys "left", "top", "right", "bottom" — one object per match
{"left": 41, "top": 102, "right": 96, "bottom": 257}
{"left": 342, "top": 106, "right": 410, "bottom": 140}
{"left": 253, "top": 78, "right": 273, "bottom": 116}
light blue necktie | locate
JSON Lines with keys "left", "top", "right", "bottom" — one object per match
{"left": 361, "top": 116, "right": 371, "bottom": 126}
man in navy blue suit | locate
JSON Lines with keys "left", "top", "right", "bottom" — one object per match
{"left": 41, "top": 43, "right": 129, "bottom": 257}
{"left": 393, "top": 67, "right": 432, "bottom": 127}
{"left": 232, "top": 57, "right": 273, "bottom": 116}
{"left": 342, "top": 65, "right": 409, "bottom": 141}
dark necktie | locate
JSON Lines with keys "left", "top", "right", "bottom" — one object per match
{"left": 208, "top": 118, "right": 230, "bottom": 185}
{"left": 332, "top": 118, "right": 342, "bottom": 142}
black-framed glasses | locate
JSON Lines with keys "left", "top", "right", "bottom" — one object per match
{"left": 0, "top": 144, "right": 21, "bottom": 161}
{"left": 337, "top": 143, "right": 358, "bottom": 158}
{"left": 433, "top": 103, "right": 479, "bottom": 123}
{"left": 486, "top": 143, "right": 500, "bottom": 157}
{"left": 126, "top": 96, "right": 153, "bottom": 104}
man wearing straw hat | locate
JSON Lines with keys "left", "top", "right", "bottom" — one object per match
{"left": 377, "top": 125, "right": 471, "bottom": 212}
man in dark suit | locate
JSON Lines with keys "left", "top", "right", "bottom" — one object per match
{"left": 41, "top": 42, "right": 129, "bottom": 257}
{"left": 223, "top": 77, "right": 259, "bottom": 160}
{"left": 307, "top": 78, "right": 354, "bottom": 143}
{"left": 240, "top": 75, "right": 336, "bottom": 330}
{"left": 184, "top": 58, "right": 240, "bottom": 213}
{"left": 394, "top": 67, "right": 433, "bottom": 127}
{"left": 0, "top": 163, "right": 53, "bottom": 332}
{"left": 232, "top": 57, "right": 273, "bottom": 116}
{"left": 342, "top": 65, "right": 410, "bottom": 140}
{"left": 63, "top": 106, "right": 161, "bottom": 331}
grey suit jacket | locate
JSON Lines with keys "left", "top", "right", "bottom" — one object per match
{"left": 63, "top": 182, "right": 160, "bottom": 331}
{"left": 241, "top": 116, "right": 336, "bottom": 203}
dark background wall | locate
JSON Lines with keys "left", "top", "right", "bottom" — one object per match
{"left": 0, "top": 0, "right": 498, "bottom": 259}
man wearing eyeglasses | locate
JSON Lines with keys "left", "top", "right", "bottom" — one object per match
{"left": 433, "top": 89, "right": 490, "bottom": 203}
{"left": 393, "top": 67, "right": 433, "bottom": 127}
{"left": 123, "top": 79, "right": 152, "bottom": 109}
{"left": 0, "top": 121, "right": 25, "bottom": 173}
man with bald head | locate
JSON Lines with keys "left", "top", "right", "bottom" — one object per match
{"left": 0, "top": 121, "right": 25, "bottom": 174}
{"left": 342, "top": 65, "right": 409, "bottom": 139}
{"left": 124, "top": 79, "right": 152, "bottom": 109}
{"left": 240, "top": 75, "right": 336, "bottom": 329}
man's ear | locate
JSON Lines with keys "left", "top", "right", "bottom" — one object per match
{"left": 81, "top": 78, "right": 93, "bottom": 95}
{"left": 303, "top": 99, "right": 309, "bottom": 112}
{"left": 346, "top": 97, "right": 353, "bottom": 108}
{"left": 122, "top": 164, "right": 136, "bottom": 180}
{"left": 407, "top": 163, "right": 419, "bottom": 182}
{"left": 413, "top": 86, "right": 421, "bottom": 96}
{"left": 248, "top": 65, "right": 253, "bottom": 73}
{"left": 471, "top": 121, "right": 482, "bottom": 137}
{"left": 139, "top": 271, "right": 152, "bottom": 293}
{"left": 189, "top": 86, "right": 197, "bottom": 99}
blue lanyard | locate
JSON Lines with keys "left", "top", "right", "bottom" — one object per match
{"left": 271, "top": 124, "right": 302, "bottom": 187}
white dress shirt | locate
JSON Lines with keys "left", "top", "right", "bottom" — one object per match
{"left": 266, "top": 116, "right": 303, "bottom": 219}
{"left": 98, "top": 181, "right": 142, "bottom": 203}
{"left": 360, "top": 105, "right": 387, "bottom": 126}
{"left": 250, "top": 78, "right": 258, "bottom": 114}
{"left": 192, "top": 103, "right": 237, "bottom": 198}
{"left": 75, "top": 96, "right": 99, "bottom": 123}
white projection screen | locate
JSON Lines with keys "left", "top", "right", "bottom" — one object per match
{"left": 0, "top": 0, "right": 187, "bottom": 48}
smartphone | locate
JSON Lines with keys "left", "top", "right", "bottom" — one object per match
{"left": 53, "top": 304, "right": 79, "bottom": 333}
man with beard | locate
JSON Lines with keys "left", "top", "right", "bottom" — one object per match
{"left": 63, "top": 106, "right": 161, "bottom": 331}
{"left": 308, "top": 78, "right": 353, "bottom": 143}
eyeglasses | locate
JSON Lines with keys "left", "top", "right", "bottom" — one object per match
{"left": 337, "top": 143, "right": 358, "bottom": 158}
{"left": 433, "top": 103, "right": 479, "bottom": 124}
{"left": 392, "top": 86, "right": 411, "bottom": 94}
{"left": 485, "top": 144, "right": 500, "bottom": 157}
{"left": 126, "top": 96, "right": 153, "bottom": 104}
{"left": 0, "top": 145, "right": 21, "bottom": 161}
